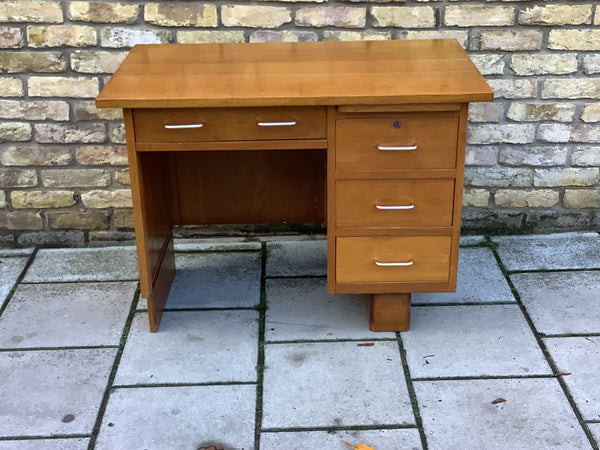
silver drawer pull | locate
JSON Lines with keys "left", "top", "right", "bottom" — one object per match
{"left": 164, "top": 123, "right": 204, "bottom": 130}
{"left": 375, "top": 259, "right": 414, "bottom": 267}
{"left": 377, "top": 145, "right": 418, "bottom": 151}
{"left": 375, "top": 202, "right": 415, "bottom": 210}
{"left": 257, "top": 121, "right": 297, "bottom": 127}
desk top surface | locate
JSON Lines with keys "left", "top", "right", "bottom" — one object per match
{"left": 96, "top": 39, "right": 493, "bottom": 109}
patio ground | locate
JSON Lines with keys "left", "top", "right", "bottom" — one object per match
{"left": 0, "top": 232, "right": 599, "bottom": 450}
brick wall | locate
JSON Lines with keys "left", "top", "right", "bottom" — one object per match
{"left": 1, "top": 1, "right": 599, "bottom": 245}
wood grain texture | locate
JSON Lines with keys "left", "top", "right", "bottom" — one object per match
{"left": 335, "top": 114, "right": 460, "bottom": 171}
{"left": 96, "top": 40, "right": 493, "bottom": 108}
{"left": 135, "top": 139, "right": 327, "bottom": 152}
{"left": 369, "top": 293, "right": 411, "bottom": 332}
{"left": 97, "top": 41, "right": 492, "bottom": 332}
{"left": 336, "top": 236, "right": 452, "bottom": 284}
{"left": 171, "top": 150, "right": 326, "bottom": 225}
{"left": 446, "top": 103, "right": 471, "bottom": 292}
{"left": 123, "top": 109, "right": 174, "bottom": 300}
{"left": 336, "top": 179, "right": 455, "bottom": 228}
{"left": 133, "top": 106, "right": 326, "bottom": 142}
{"left": 326, "top": 106, "right": 337, "bottom": 294}
{"left": 148, "top": 232, "right": 175, "bottom": 332}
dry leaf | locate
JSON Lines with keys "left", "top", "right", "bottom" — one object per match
{"left": 342, "top": 440, "right": 376, "bottom": 450}
{"left": 491, "top": 398, "right": 506, "bottom": 404}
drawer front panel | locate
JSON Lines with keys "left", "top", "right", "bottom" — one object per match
{"left": 336, "top": 236, "right": 451, "bottom": 283}
{"left": 336, "top": 179, "right": 455, "bottom": 228}
{"left": 336, "top": 116, "right": 459, "bottom": 170}
{"left": 133, "top": 106, "right": 327, "bottom": 142}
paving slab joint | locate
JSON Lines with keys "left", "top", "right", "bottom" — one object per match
{"left": 254, "top": 242, "right": 268, "bottom": 449}
{"left": 0, "top": 247, "right": 38, "bottom": 319}
{"left": 397, "top": 333, "right": 429, "bottom": 450}
{"left": 87, "top": 285, "right": 141, "bottom": 450}
{"left": 488, "top": 245, "right": 600, "bottom": 450}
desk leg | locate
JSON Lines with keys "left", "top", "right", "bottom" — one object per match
{"left": 369, "top": 293, "right": 411, "bottom": 332}
{"left": 123, "top": 109, "right": 175, "bottom": 332}
{"left": 146, "top": 232, "right": 175, "bottom": 332}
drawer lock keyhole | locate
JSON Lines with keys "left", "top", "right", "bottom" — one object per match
{"left": 393, "top": 121, "right": 401, "bottom": 129}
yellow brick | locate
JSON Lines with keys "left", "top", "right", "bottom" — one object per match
{"left": 0, "top": 1, "right": 62, "bottom": 23}
{"left": 11, "top": 190, "right": 76, "bottom": 208}
{"left": 463, "top": 189, "right": 490, "bottom": 207}
{"left": 144, "top": 4, "right": 217, "bottom": 27}
{"left": 564, "top": 189, "right": 600, "bottom": 208}
{"left": 222, "top": 5, "right": 291, "bottom": 28}
{"left": 519, "top": 5, "right": 592, "bottom": 26}
{"left": 445, "top": 6, "right": 514, "bottom": 27}
{"left": 27, "top": 25, "right": 96, "bottom": 47}
{"left": 296, "top": 7, "right": 366, "bottom": 28}
{"left": 177, "top": 31, "right": 245, "bottom": 44}
{"left": 68, "top": 2, "right": 139, "bottom": 23}
{"left": 371, "top": 6, "right": 434, "bottom": 28}
{"left": 81, "top": 189, "right": 132, "bottom": 208}
{"left": 28, "top": 76, "right": 99, "bottom": 98}
{"left": 495, "top": 190, "right": 559, "bottom": 208}
{"left": 0, "top": 78, "right": 23, "bottom": 97}
{"left": 548, "top": 30, "right": 600, "bottom": 51}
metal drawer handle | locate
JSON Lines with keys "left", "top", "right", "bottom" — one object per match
{"left": 375, "top": 202, "right": 415, "bottom": 210}
{"left": 257, "top": 121, "right": 297, "bottom": 127}
{"left": 164, "top": 123, "right": 204, "bottom": 130}
{"left": 377, "top": 145, "right": 418, "bottom": 151}
{"left": 375, "top": 259, "right": 414, "bottom": 267}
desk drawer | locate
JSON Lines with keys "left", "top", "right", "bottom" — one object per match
{"left": 336, "top": 116, "right": 459, "bottom": 170}
{"left": 336, "top": 236, "right": 451, "bottom": 283}
{"left": 133, "top": 106, "right": 326, "bottom": 142}
{"left": 336, "top": 179, "right": 455, "bottom": 228}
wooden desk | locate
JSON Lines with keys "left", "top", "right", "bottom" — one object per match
{"left": 96, "top": 39, "right": 493, "bottom": 332}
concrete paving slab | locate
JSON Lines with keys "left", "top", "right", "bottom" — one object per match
{"left": 402, "top": 305, "right": 550, "bottom": 378}
{"left": 262, "top": 341, "right": 414, "bottom": 429}
{"left": 0, "top": 439, "right": 89, "bottom": 449}
{"left": 493, "top": 232, "right": 600, "bottom": 271}
{"left": 459, "top": 235, "right": 486, "bottom": 246}
{"left": 414, "top": 378, "right": 591, "bottom": 450}
{"left": 0, "top": 348, "right": 116, "bottom": 437}
{"left": 139, "top": 252, "right": 261, "bottom": 310}
{"left": 95, "top": 385, "right": 255, "bottom": 450}
{"left": 0, "top": 248, "right": 33, "bottom": 257}
{"left": 544, "top": 336, "right": 600, "bottom": 421}
{"left": 266, "top": 239, "right": 327, "bottom": 277}
{"left": 413, "top": 248, "right": 514, "bottom": 304}
{"left": 511, "top": 271, "right": 600, "bottom": 335}
{"left": 174, "top": 239, "right": 261, "bottom": 252}
{"left": 114, "top": 310, "right": 258, "bottom": 385}
{"left": 23, "top": 247, "right": 138, "bottom": 283}
{"left": 265, "top": 278, "right": 395, "bottom": 341}
{"left": 589, "top": 423, "right": 600, "bottom": 445}
{"left": 260, "top": 428, "right": 422, "bottom": 450}
{"left": 0, "top": 282, "right": 136, "bottom": 348}
{"left": 0, "top": 257, "right": 27, "bottom": 303}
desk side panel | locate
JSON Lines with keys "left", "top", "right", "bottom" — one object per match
{"left": 327, "top": 105, "right": 337, "bottom": 294}
{"left": 124, "top": 109, "right": 175, "bottom": 311}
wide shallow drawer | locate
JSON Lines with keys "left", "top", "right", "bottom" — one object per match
{"left": 336, "top": 115, "right": 459, "bottom": 170}
{"left": 336, "top": 236, "right": 451, "bottom": 283}
{"left": 133, "top": 106, "right": 326, "bottom": 142}
{"left": 336, "top": 179, "right": 455, "bottom": 228}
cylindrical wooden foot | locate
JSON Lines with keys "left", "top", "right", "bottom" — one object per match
{"left": 369, "top": 293, "right": 411, "bottom": 332}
